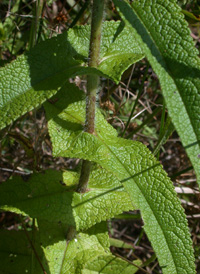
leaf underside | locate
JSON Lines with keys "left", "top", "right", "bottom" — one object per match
{"left": 113, "top": 0, "right": 200, "bottom": 187}
{"left": 44, "top": 82, "right": 195, "bottom": 274}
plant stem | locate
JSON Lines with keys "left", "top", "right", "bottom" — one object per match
{"left": 29, "top": 0, "right": 44, "bottom": 49}
{"left": 85, "top": 0, "right": 105, "bottom": 134}
{"left": 76, "top": 0, "right": 105, "bottom": 193}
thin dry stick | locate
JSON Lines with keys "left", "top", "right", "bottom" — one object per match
{"left": 113, "top": 252, "right": 151, "bottom": 274}
{"left": 21, "top": 217, "right": 47, "bottom": 274}
{"left": 116, "top": 64, "right": 135, "bottom": 112}
{"left": 76, "top": 0, "right": 105, "bottom": 193}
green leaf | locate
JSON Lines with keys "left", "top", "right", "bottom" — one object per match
{"left": 83, "top": 255, "right": 141, "bottom": 274}
{"left": 45, "top": 82, "right": 195, "bottom": 274}
{"left": 0, "top": 167, "right": 133, "bottom": 231}
{"left": 66, "top": 21, "right": 144, "bottom": 82}
{"left": 38, "top": 221, "right": 110, "bottom": 274}
{"left": 96, "top": 21, "right": 144, "bottom": 82}
{"left": 72, "top": 164, "right": 134, "bottom": 231}
{"left": 113, "top": 0, "right": 200, "bottom": 186}
{"left": 0, "top": 21, "right": 143, "bottom": 130}
{"left": 0, "top": 36, "right": 84, "bottom": 130}
{"left": 0, "top": 170, "right": 75, "bottom": 226}
{"left": 0, "top": 230, "right": 45, "bottom": 274}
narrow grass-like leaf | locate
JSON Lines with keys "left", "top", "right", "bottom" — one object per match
{"left": 45, "top": 82, "right": 195, "bottom": 274}
{"left": 0, "top": 21, "right": 143, "bottom": 130}
{"left": 113, "top": 0, "right": 200, "bottom": 186}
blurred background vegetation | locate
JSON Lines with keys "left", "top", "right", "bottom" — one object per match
{"left": 0, "top": 1, "right": 200, "bottom": 273}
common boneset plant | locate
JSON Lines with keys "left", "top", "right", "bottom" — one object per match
{"left": 0, "top": 0, "right": 199, "bottom": 273}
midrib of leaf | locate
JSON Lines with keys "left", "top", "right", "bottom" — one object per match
{"left": 113, "top": 0, "right": 200, "bottom": 186}
{"left": 62, "top": 110, "right": 84, "bottom": 125}
{"left": 58, "top": 238, "right": 107, "bottom": 274}
{"left": 95, "top": 135, "right": 176, "bottom": 271}
{"left": 99, "top": 52, "right": 142, "bottom": 63}
{"left": 15, "top": 190, "right": 68, "bottom": 203}
{"left": 59, "top": 241, "right": 68, "bottom": 274}
{"left": 7, "top": 185, "right": 124, "bottom": 204}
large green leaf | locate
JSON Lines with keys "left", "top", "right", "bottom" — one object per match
{"left": 0, "top": 167, "right": 133, "bottom": 231}
{"left": 72, "top": 164, "right": 134, "bottom": 231}
{"left": 0, "top": 230, "right": 46, "bottom": 274}
{"left": 45, "top": 82, "right": 195, "bottom": 274}
{"left": 0, "top": 222, "right": 112, "bottom": 274}
{"left": 0, "top": 170, "right": 75, "bottom": 225}
{"left": 38, "top": 221, "right": 110, "bottom": 274}
{"left": 113, "top": 0, "right": 200, "bottom": 186}
{"left": 68, "top": 21, "right": 144, "bottom": 82}
{"left": 0, "top": 21, "right": 143, "bottom": 130}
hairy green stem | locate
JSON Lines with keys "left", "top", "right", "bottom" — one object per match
{"left": 77, "top": 0, "right": 105, "bottom": 193}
